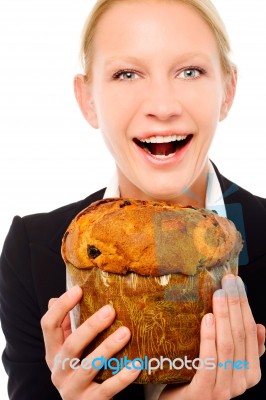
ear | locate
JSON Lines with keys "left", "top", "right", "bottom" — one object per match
{"left": 219, "top": 67, "right": 237, "bottom": 122}
{"left": 74, "top": 74, "right": 99, "bottom": 129}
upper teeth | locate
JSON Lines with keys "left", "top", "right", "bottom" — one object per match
{"left": 140, "top": 135, "right": 187, "bottom": 144}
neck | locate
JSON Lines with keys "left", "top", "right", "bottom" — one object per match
{"left": 118, "top": 160, "right": 209, "bottom": 208}
{"left": 174, "top": 161, "right": 209, "bottom": 208}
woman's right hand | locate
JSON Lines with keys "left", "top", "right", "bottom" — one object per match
{"left": 41, "top": 285, "right": 141, "bottom": 400}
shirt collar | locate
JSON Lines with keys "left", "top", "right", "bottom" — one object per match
{"left": 103, "top": 159, "right": 227, "bottom": 217}
{"left": 205, "top": 160, "right": 227, "bottom": 217}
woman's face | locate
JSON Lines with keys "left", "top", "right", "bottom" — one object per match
{"left": 82, "top": 0, "right": 234, "bottom": 202}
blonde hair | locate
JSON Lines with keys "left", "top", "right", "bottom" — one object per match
{"left": 80, "top": 0, "right": 235, "bottom": 82}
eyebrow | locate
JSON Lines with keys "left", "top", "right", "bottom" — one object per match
{"left": 103, "top": 52, "right": 215, "bottom": 67}
{"left": 104, "top": 56, "right": 145, "bottom": 67}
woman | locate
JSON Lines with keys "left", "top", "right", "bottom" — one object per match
{"left": 0, "top": 0, "right": 265, "bottom": 399}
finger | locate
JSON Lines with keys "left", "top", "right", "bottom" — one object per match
{"left": 59, "top": 304, "right": 116, "bottom": 365}
{"left": 257, "top": 324, "right": 266, "bottom": 357}
{"left": 222, "top": 275, "right": 246, "bottom": 392}
{"left": 44, "top": 286, "right": 82, "bottom": 329}
{"left": 189, "top": 313, "right": 217, "bottom": 393}
{"left": 212, "top": 289, "right": 233, "bottom": 393}
{"left": 72, "top": 326, "right": 132, "bottom": 384}
{"left": 48, "top": 298, "right": 72, "bottom": 340}
{"left": 61, "top": 313, "right": 72, "bottom": 341}
{"left": 99, "top": 362, "right": 141, "bottom": 399}
{"left": 41, "top": 285, "right": 83, "bottom": 369}
{"left": 48, "top": 298, "right": 58, "bottom": 309}
{"left": 236, "top": 277, "right": 261, "bottom": 387}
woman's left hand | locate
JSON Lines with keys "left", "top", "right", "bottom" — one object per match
{"left": 160, "top": 275, "right": 265, "bottom": 400}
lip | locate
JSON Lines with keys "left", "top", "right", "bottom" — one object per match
{"left": 133, "top": 134, "right": 193, "bottom": 165}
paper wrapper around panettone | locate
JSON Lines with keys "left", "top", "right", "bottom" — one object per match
{"left": 62, "top": 198, "right": 242, "bottom": 384}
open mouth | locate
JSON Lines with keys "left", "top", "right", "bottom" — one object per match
{"left": 133, "top": 134, "right": 193, "bottom": 159}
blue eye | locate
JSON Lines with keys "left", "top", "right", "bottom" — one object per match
{"left": 113, "top": 70, "right": 138, "bottom": 80}
{"left": 122, "top": 72, "right": 137, "bottom": 80}
{"left": 179, "top": 68, "right": 205, "bottom": 79}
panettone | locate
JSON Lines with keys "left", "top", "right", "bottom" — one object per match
{"left": 61, "top": 198, "right": 243, "bottom": 384}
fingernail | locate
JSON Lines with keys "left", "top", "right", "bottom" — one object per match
{"left": 115, "top": 327, "right": 129, "bottom": 341}
{"left": 223, "top": 277, "right": 237, "bottom": 298}
{"left": 224, "top": 274, "right": 236, "bottom": 279}
{"left": 205, "top": 313, "right": 214, "bottom": 327}
{"left": 99, "top": 304, "right": 113, "bottom": 319}
{"left": 223, "top": 276, "right": 236, "bottom": 288}
{"left": 130, "top": 361, "right": 141, "bottom": 372}
{"left": 236, "top": 276, "right": 247, "bottom": 298}
{"left": 214, "top": 289, "right": 226, "bottom": 303}
{"left": 67, "top": 285, "right": 81, "bottom": 297}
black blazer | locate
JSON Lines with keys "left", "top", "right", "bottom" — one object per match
{"left": 0, "top": 164, "right": 265, "bottom": 400}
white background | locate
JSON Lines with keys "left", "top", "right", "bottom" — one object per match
{"left": 0, "top": 1, "right": 265, "bottom": 398}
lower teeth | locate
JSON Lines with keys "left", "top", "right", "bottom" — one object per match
{"left": 144, "top": 148, "right": 176, "bottom": 159}
{"left": 143, "top": 144, "right": 178, "bottom": 159}
{"left": 153, "top": 153, "right": 175, "bottom": 159}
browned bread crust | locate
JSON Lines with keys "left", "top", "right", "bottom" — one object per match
{"left": 62, "top": 198, "right": 243, "bottom": 384}
{"left": 62, "top": 198, "right": 243, "bottom": 276}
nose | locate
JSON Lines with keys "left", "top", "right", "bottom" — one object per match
{"left": 142, "top": 78, "right": 182, "bottom": 121}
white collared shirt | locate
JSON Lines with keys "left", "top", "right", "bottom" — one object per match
{"left": 103, "top": 159, "right": 226, "bottom": 400}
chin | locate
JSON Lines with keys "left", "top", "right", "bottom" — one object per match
{"left": 138, "top": 184, "right": 186, "bottom": 203}
{"left": 138, "top": 188, "right": 184, "bottom": 202}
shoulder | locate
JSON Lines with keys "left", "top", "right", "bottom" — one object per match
{"left": 20, "top": 188, "right": 106, "bottom": 245}
{"left": 217, "top": 170, "right": 266, "bottom": 220}
{"left": 2, "top": 187, "right": 106, "bottom": 268}
{"left": 23, "top": 187, "right": 106, "bottom": 225}
{"left": 0, "top": 188, "right": 106, "bottom": 315}
{"left": 212, "top": 161, "right": 266, "bottom": 214}
{"left": 213, "top": 162, "right": 266, "bottom": 263}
